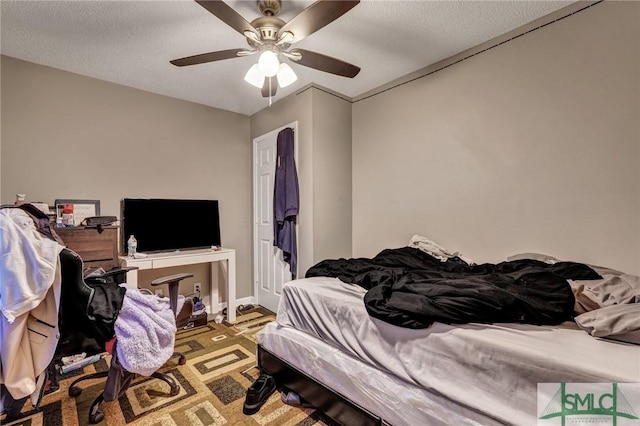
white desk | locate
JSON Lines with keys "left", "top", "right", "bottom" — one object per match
{"left": 119, "top": 248, "right": 237, "bottom": 323}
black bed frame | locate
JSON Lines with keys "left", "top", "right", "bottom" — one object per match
{"left": 257, "top": 345, "right": 385, "bottom": 426}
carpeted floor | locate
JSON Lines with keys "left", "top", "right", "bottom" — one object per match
{"left": 2, "top": 307, "right": 336, "bottom": 426}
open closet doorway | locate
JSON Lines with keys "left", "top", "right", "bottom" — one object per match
{"left": 253, "top": 121, "right": 298, "bottom": 313}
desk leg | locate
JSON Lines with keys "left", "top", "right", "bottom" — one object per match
{"left": 226, "top": 253, "right": 236, "bottom": 323}
{"left": 209, "top": 262, "right": 219, "bottom": 316}
{"left": 125, "top": 269, "right": 138, "bottom": 290}
{"left": 209, "top": 255, "right": 236, "bottom": 323}
{"left": 215, "top": 254, "right": 236, "bottom": 323}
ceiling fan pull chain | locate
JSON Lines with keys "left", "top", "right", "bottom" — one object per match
{"left": 269, "top": 78, "right": 273, "bottom": 107}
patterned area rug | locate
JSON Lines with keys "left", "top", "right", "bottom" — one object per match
{"left": 3, "top": 307, "right": 336, "bottom": 426}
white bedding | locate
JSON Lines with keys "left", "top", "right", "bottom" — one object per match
{"left": 258, "top": 321, "right": 501, "bottom": 426}
{"left": 268, "top": 277, "right": 640, "bottom": 425}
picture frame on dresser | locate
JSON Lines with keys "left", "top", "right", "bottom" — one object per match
{"left": 54, "top": 199, "right": 100, "bottom": 226}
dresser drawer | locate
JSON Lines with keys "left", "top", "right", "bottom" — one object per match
{"left": 56, "top": 226, "right": 119, "bottom": 270}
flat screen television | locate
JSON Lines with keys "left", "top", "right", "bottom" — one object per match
{"left": 121, "top": 198, "right": 221, "bottom": 254}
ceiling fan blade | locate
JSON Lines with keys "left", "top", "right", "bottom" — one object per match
{"left": 170, "top": 48, "right": 246, "bottom": 67}
{"left": 290, "top": 49, "right": 360, "bottom": 78}
{"left": 261, "top": 77, "right": 277, "bottom": 98}
{"left": 195, "top": 0, "right": 259, "bottom": 38}
{"left": 279, "top": 0, "right": 359, "bottom": 44}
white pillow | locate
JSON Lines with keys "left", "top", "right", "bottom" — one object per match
{"left": 574, "top": 303, "right": 640, "bottom": 342}
{"left": 506, "top": 252, "right": 559, "bottom": 264}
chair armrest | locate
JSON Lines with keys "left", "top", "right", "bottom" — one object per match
{"left": 151, "top": 273, "right": 194, "bottom": 286}
{"left": 151, "top": 273, "right": 194, "bottom": 316}
{"left": 85, "top": 267, "right": 138, "bottom": 285}
{"left": 99, "top": 267, "right": 138, "bottom": 278}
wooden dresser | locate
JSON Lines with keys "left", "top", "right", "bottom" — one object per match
{"left": 55, "top": 226, "right": 119, "bottom": 271}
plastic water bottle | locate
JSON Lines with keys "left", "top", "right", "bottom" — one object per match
{"left": 127, "top": 235, "right": 137, "bottom": 258}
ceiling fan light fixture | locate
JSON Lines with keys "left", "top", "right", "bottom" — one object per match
{"left": 173, "top": 0, "right": 362, "bottom": 98}
{"left": 257, "top": 50, "right": 280, "bottom": 77}
{"left": 244, "top": 64, "right": 265, "bottom": 88}
{"left": 243, "top": 30, "right": 260, "bottom": 43}
{"left": 276, "top": 63, "right": 297, "bottom": 88}
{"left": 276, "top": 31, "right": 294, "bottom": 45}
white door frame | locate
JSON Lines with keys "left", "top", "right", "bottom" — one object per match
{"left": 252, "top": 121, "right": 298, "bottom": 311}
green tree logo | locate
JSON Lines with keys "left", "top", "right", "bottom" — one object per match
{"left": 540, "top": 383, "right": 639, "bottom": 425}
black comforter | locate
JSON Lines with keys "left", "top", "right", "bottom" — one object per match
{"left": 305, "top": 247, "right": 601, "bottom": 328}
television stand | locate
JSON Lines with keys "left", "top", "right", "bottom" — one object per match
{"left": 119, "top": 248, "right": 237, "bottom": 323}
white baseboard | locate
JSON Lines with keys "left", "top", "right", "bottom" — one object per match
{"left": 206, "top": 296, "right": 256, "bottom": 314}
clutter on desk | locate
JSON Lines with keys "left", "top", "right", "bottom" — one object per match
{"left": 12, "top": 195, "right": 51, "bottom": 216}
{"left": 82, "top": 216, "right": 117, "bottom": 227}
{"left": 61, "top": 204, "right": 75, "bottom": 227}
{"left": 54, "top": 199, "right": 101, "bottom": 227}
{"left": 127, "top": 234, "right": 137, "bottom": 257}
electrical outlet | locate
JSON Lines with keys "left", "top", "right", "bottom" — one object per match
{"left": 194, "top": 283, "right": 201, "bottom": 294}
{"left": 155, "top": 289, "right": 163, "bottom": 296}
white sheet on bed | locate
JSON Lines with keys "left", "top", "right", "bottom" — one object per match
{"left": 271, "top": 277, "right": 640, "bottom": 425}
{"left": 258, "top": 321, "right": 501, "bottom": 426}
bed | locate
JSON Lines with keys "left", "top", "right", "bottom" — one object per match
{"left": 255, "top": 242, "right": 640, "bottom": 426}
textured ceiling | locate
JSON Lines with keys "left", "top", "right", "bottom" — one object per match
{"left": 1, "top": 0, "right": 575, "bottom": 116}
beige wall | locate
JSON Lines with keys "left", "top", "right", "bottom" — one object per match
{"left": 2, "top": 0, "right": 638, "bottom": 308}
{"left": 251, "top": 88, "right": 315, "bottom": 275}
{"left": 352, "top": 1, "right": 640, "bottom": 274}
{"left": 311, "top": 89, "right": 352, "bottom": 262}
{"left": 1, "top": 56, "right": 254, "bottom": 301}
{"left": 251, "top": 86, "right": 353, "bottom": 275}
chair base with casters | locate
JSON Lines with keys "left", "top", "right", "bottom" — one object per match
{"left": 67, "top": 362, "right": 181, "bottom": 424}
{"left": 58, "top": 252, "right": 192, "bottom": 424}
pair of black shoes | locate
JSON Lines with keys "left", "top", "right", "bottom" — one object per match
{"left": 243, "top": 374, "right": 276, "bottom": 415}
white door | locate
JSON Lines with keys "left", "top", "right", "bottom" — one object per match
{"left": 253, "top": 122, "right": 297, "bottom": 312}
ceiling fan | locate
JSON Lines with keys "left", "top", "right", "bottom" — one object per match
{"left": 171, "top": 0, "right": 361, "bottom": 98}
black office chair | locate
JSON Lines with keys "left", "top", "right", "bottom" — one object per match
{"left": 151, "top": 273, "right": 194, "bottom": 364}
{"left": 57, "top": 249, "right": 187, "bottom": 424}
{"left": 151, "top": 273, "right": 194, "bottom": 330}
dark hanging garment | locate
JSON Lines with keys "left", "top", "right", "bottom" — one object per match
{"left": 273, "top": 127, "right": 299, "bottom": 275}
